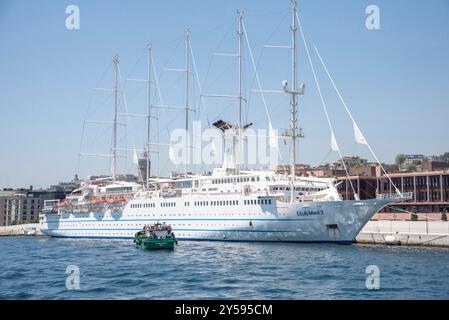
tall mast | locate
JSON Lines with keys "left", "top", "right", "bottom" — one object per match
{"left": 146, "top": 44, "right": 152, "bottom": 188}
{"left": 237, "top": 10, "right": 244, "bottom": 173}
{"left": 290, "top": 0, "right": 298, "bottom": 182}
{"left": 112, "top": 54, "right": 119, "bottom": 183}
{"left": 184, "top": 29, "right": 190, "bottom": 177}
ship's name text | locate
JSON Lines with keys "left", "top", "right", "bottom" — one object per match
{"left": 296, "top": 210, "right": 324, "bottom": 217}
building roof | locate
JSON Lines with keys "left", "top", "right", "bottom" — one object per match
{"left": 0, "top": 190, "right": 16, "bottom": 197}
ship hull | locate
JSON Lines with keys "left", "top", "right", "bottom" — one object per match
{"left": 40, "top": 198, "right": 395, "bottom": 243}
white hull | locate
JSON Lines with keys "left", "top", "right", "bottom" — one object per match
{"left": 40, "top": 198, "right": 394, "bottom": 243}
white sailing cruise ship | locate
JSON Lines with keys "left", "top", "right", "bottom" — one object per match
{"left": 40, "top": 2, "right": 411, "bottom": 243}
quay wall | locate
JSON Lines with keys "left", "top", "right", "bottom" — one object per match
{"left": 0, "top": 224, "right": 43, "bottom": 236}
{"left": 357, "top": 220, "right": 449, "bottom": 247}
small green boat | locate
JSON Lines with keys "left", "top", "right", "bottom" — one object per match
{"left": 134, "top": 222, "right": 177, "bottom": 250}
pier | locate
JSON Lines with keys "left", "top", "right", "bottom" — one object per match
{"left": 0, "top": 224, "right": 43, "bottom": 237}
{"left": 357, "top": 220, "right": 449, "bottom": 247}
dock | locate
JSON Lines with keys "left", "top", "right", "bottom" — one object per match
{"left": 0, "top": 224, "right": 43, "bottom": 236}
{"left": 357, "top": 220, "right": 449, "bottom": 247}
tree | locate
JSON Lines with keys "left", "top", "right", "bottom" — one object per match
{"left": 395, "top": 154, "right": 405, "bottom": 169}
{"left": 406, "top": 164, "right": 417, "bottom": 172}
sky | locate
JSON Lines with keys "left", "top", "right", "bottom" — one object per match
{"left": 0, "top": 0, "right": 448, "bottom": 188}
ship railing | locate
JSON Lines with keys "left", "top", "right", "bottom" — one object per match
{"left": 376, "top": 192, "right": 413, "bottom": 200}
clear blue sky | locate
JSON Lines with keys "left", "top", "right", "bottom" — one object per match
{"left": 1, "top": 0, "right": 448, "bottom": 188}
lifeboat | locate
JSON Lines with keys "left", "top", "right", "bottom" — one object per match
{"left": 90, "top": 199, "right": 108, "bottom": 205}
{"left": 106, "top": 198, "right": 126, "bottom": 203}
{"left": 58, "top": 201, "right": 73, "bottom": 207}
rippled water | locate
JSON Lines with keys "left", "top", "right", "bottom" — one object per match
{"left": 0, "top": 236, "right": 448, "bottom": 299}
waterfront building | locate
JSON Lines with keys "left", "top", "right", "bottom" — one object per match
{"left": 403, "top": 154, "right": 425, "bottom": 166}
{"left": 337, "top": 171, "right": 449, "bottom": 218}
{"left": 0, "top": 190, "right": 15, "bottom": 226}
{"left": 4, "top": 191, "right": 41, "bottom": 225}
{"left": 276, "top": 164, "right": 310, "bottom": 175}
{"left": 0, "top": 176, "right": 82, "bottom": 226}
{"left": 338, "top": 156, "right": 368, "bottom": 168}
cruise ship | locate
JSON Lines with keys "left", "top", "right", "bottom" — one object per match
{"left": 40, "top": 1, "right": 411, "bottom": 243}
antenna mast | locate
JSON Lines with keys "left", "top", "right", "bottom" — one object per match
{"left": 112, "top": 54, "right": 119, "bottom": 183}
{"left": 184, "top": 29, "right": 190, "bottom": 178}
{"left": 236, "top": 10, "right": 244, "bottom": 173}
{"left": 290, "top": 0, "right": 298, "bottom": 181}
{"left": 146, "top": 44, "right": 152, "bottom": 188}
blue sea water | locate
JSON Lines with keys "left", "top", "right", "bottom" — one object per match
{"left": 0, "top": 236, "right": 448, "bottom": 300}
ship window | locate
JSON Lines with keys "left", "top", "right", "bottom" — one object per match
{"left": 269, "top": 199, "right": 272, "bottom": 205}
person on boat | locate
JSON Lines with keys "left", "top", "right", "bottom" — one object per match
{"left": 170, "top": 231, "right": 178, "bottom": 245}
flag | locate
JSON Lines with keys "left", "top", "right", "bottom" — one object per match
{"left": 353, "top": 121, "right": 367, "bottom": 145}
{"left": 132, "top": 145, "right": 139, "bottom": 165}
{"left": 268, "top": 121, "right": 278, "bottom": 148}
{"left": 331, "top": 131, "right": 339, "bottom": 151}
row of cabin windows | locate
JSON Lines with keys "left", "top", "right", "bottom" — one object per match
{"left": 130, "top": 198, "right": 272, "bottom": 209}
{"left": 273, "top": 186, "right": 323, "bottom": 192}
{"left": 130, "top": 203, "right": 157, "bottom": 209}
{"left": 105, "top": 186, "right": 133, "bottom": 193}
{"left": 244, "top": 199, "right": 272, "bottom": 205}
{"left": 161, "top": 202, "right": 175, "bottom": 208}
{"left": 212, "top": 176, "right": 261, "bottom": 185}
{"left": 194, "top": 200, "right": 239, "bottom": 206}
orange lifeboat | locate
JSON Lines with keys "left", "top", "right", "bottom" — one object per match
{"left": 90, "top": 199, "right": 108, "bottom": 205}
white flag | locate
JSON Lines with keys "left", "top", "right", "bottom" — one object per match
{"left": 268, "top": 121, "right": 278, "bottom": 148}
{"left": 353, "top": 121, "right": 367, "bottom": 145}
{"left": 132, "top": 145, "right": 139, "bottom": 165}
{"left": 331, "top": 131, "right": 339, "bottom": 151}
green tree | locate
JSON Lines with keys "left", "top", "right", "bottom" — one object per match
{"left": 406, "top": 164, "right": 417, "bottom": 172}
{"left": 395, "top": 154, "right": 405, "bottom": 169}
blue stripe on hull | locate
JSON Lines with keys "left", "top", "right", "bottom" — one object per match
{"left": 46, "top": 217, "right": 317, "bottom": 223}
{"left": 44, "top": 228, "right": 301, "bottom": 233}
{"left": 44, "top": 234, "right": 353, "bottom": 244}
